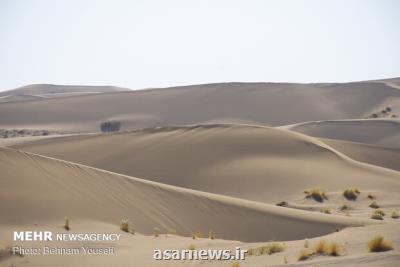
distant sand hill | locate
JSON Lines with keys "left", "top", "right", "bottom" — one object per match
{"left": 0, "top": 80, "right": 399, "bottom": 131}
{"left": 0, "top": 84, "right": 129, "bottom": 103}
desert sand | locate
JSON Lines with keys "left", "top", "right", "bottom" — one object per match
{"left": 1, "top": 80, "right": 400, "bottom": 266}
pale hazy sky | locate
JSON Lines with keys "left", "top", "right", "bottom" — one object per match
{"left": 0, "top": 0, "right": 399, "bottom": 91}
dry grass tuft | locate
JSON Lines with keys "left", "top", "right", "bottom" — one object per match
{"left": 368, "top": 236, "right": 393, "bottom": 252}
{"left": 313, "top": 240, "right": 344, "bottom": 256}
{"left": 323, "top": 242, "right": 344, "bottom": 256}
{"left": 64, "top": 216, "right": 70, "bottom": 231}
{"left": 298, "top": 248, "right": 314, "bottom": 261}
{"left": 339, "top": 204, "right": 351, "bottom": 211}
{"left": 371, "top": 210, "right": 385, "bottom": 220}
{"left": 391, "top": 210, "right": 399, "bottom": 219}
{"left": 284, "top": 255, "right": 288, "bottom": 264}
{"left": 120, "top": 219, "right": 129, "bottom": 232}
{"left": 231, "top": 262, "right": 240, "bottom": 267}
{"left": 266, "top": 242, "right": 285, "bottom": 255}
{"left": 304, "top": 239, "right": 309, "bottom": 248}
{"left": 367, "top": 194, "right": 375, "bottom": 200}
{"left": 304, "top": 188, "right": 328, "bottom": 202}
{"left": 343, "top": 188, "right": 360, "bottom": 201}
{"left": 188, "top": 244, "right": 196, "bottom": 250}
{"left": 369, "top": 201, "right": 380, "bottom": 209}
{"left": 246, "top": 248, "right": 254, "bottom": 256}
{"left": 314, "top": 240, "right": 326, "bottom": 254}
{"left": 154, "top": 227, "right": 160, "bottom": 237}
{"left": 322, "top": 207, "right": 331, "bottom": 214}
{"left": 251, "top": 242, "right": 285, "bottom": 256}
{"left": 208, "top": 230, "right": 215, "bottom": 240}
{"left": 374, "top": 209, "right": 385, "bottom": 216}
{"left": 303, "top": 240, "right": 346, "bottom": 258}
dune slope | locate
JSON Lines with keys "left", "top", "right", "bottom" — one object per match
{"left": 0, "top": 147, "right": 372, "bottom": 242}
{"left": 12, "top": 124, "right": 400, "bottom": 204}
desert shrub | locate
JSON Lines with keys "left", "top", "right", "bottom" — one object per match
{"left": 369, "top": 201, "right": 379, "bottom": 209}
{"left": 367, "top": 194, "right": 375, "bottom": 200}
{"left": 298, "top": 248, "right": 314, "bottom": 261}
{"left": 188, "top": 244, "right": 195, "bottom": 250}
{"left": 304, "top": 188, "right": 328, "bottom": 202}
{"left": 391, "top": 210, "right": 399, "bottom": 219}
{"left": 371, "top": 210, "right": 385, "bottom": 220}
{"left": 231, "top": 262, "right": 240, "bottom": 267}
{"left": 276, "top": 201, "right": 288, "bottom": 207}
{"left": 304, "top": 239, "right": 309, "bottom": 248}
{"left": 371, "top": 213, "right": 383, "bottom": 220}
{"left": 368, "top": 236, "right": 393, "bottom": 252}
{"left": 154, "top": 227, "right": 160, "bottom": 237}
{"left": 371, "top": 113, "right": 378, "bottom": 118}
{"left": 386, "top": 107, "right": 392, "bottom": 112}
{"left": 343, "top": 188, "right": 360, "bottom": 201}
{"left": 120, "top": 219, "right": 129, "bottom": 232}
{"left": 340, "top": 204, "right": 351, "bottom": 211}
{"left": 391, "top": 114, "right": 398, "bottom": 118}
{"left": 208, "top": 230, "right": 215, "bottom": 240}
{"left": 374, "top": 209, "right": 385, "bottom": 216}
{"left": 322, "top": 207, "right": 331, "bottom": 214}
{"left": 100, "top": 121, "right": 121, "bottom": 133}
{"left": 284, "top": 255, "right": 288, "bottom": 264}
{"left": 64, "top": 216, "right": 70, "bottom": 231}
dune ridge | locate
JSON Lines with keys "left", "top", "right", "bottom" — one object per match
{"left": 285, "top": 119, "right": 400, "bottom": 148}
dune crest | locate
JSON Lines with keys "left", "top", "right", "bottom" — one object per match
{"left": 285, "top": 119, "right": 400, "bottom": 148}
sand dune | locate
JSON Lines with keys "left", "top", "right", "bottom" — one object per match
{"left": 0, "top": 147, "right": 371, "bottom": 243}
{"left": 0, "top": 84, "right": 129, "bottom": 103}
{"left": 12, "top": 124, "right": 400, "bottom": 205}
{"left": 285, "top": 119, "right": 400, "bottom": 148}
{"left": 0, "top": 94, "right": 46, "bottom": 103}
{"left": 321, "top": 138, "right": 400, "bottom": 171}
{"left": 1, "top": 80, "right": 399, "bottom": 132}
{"left": 2, "top": 80, "right": 400, "bottom": 266}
